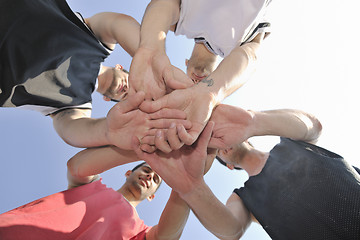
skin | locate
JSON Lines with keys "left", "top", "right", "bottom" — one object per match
{"left": 132, "top": 107, "right": 323, "bottom": 239}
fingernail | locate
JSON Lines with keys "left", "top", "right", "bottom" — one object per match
{"left": 170, "top": 122, "right": 176, "bottom": 128}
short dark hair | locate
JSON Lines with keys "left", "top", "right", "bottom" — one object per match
{"left": 215, "top": 155, "right": 243, "bottom": 170}
{"left": 131, "top": 161, "right": 147, "bottom": 172}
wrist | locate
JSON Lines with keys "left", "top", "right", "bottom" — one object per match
{"left": 178, "top": 178, "right": 208, "bottom": 202}
{"left": 192, "top": 83, "right": 221, "bottom": 109}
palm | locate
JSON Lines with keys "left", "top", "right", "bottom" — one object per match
{"left": 106, "top": 92, "right": 191, "bottom": 150}
{"left": 141, "top": 86, "right": 215, "bottom": 148}
{"left": 128, "top": 48, "right": 167, "bottom": 100}
{"left": 132, "top": 122, "right": 214, "bottom": 194}
{"left": 209, "top": 104, "right": 254, "bottom": 149}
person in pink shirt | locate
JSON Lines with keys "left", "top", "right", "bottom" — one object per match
{"left": 0, "top": 150, "right": 191, "bottom": 240}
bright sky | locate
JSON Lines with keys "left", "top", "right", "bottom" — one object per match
{"left": 0, "top": 0, "right": 359, "bottom": 239}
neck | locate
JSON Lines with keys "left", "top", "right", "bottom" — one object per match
{"left": 240, "top": 150, "right": 269, "bottom": 176}
{"left": 117, "top": 185, "right": 142, "bottom": 208}
{"left": 192, "top": 43, "right": 217, "bottom": 62}
{"left": 96, "top": 66, "right": 112, "bottom": 94}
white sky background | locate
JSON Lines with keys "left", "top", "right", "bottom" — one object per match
{"left": 0, "top": 0, "right": 359, "bottom": 239}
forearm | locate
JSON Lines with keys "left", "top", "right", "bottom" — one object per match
{"left": 198, "top": 41, "right": 261, "bottom": 105}
{"left": 148, "top": 191, "right": 190, "bottom": 240}
{"left": 51, "top": 109, "right": 109, "bottom": 148}
{"left": 86, "top": 12, "right": 140, "bottom": 57}
{"left": 140, "top": 0, "right": 180, "bottom": 50}
{"left": 251, "top": 109, "right": 322, "bottom": 143}
{"left": 180, "top": 180, "right": 249, "bottom": 240}
{"left": 67, "top": 146, "right": 138, "bottom": 179}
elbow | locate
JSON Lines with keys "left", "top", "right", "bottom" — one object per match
{"left": 305, "top": 114, "right": 323, "bottom": 144}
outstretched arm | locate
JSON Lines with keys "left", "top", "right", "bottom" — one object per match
{"left": 85, "top": 12, "right": 140, "bottom": 57}
{"left": 67, "top": 145, "right": 138, "bottom": 189}
{"left": 209, "top": 104, "right": 323, "bottom": 149}
{"left": 128, "top": 0, "right": 192, "bottom": 100}
{"left": 146, "top": 190, "right": 190, "bottom": 240}
{"left": 51, "top": 92, "right": 191, "bottom": 149}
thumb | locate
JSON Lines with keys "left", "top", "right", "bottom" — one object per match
{"left": 139, "top": 95, "right": 168, "bottom": 113}
{"left": 114, "top": 91, "right": 145, "bottom": 114}
{"left": 163, "top": 67, "right": 193, "bottom": 90}
{"left": 196, "top": 121, "right": 215, "bottom": 150}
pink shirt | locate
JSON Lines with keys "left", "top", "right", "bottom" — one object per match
{"left": 0, "top": 180, "right": 151, "bottom": 240}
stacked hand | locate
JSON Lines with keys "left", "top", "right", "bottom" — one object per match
{"left": 132, "top": 121, "right": 215, "bottom": 195}
{"left": 139, "top": 85, "right": 217, "bottom": 153}
{"left": 208, "top": 104, "right": 254, "bottom": 149}
{"left": 128, "top": 47, "right": 193, "bottom": 100}
{"left": 106, "top": 91, "right": 192, "bottom": 150}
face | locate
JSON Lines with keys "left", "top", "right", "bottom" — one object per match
{"left": 126, "top": 164, "right": 162, "bottom": 201}
{"left": 217, "top": 148, "right": 241, "bottom": 170}
{"left": 185, "top": 44, "right": 217, "bottom": 84}
{"left": 102, "top": 65, "right": 129, "bottom": 102}
{"left": 186, "top": 57, "right": 216, "bottom": 84}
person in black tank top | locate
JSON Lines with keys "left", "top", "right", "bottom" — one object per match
{"left": 133, "top": 104, "right": 360, "bottom": 240}
{"left": 0, "top": 0, "right": 190, "bottom": 150}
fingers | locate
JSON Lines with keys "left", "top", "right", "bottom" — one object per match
{"left": 196, "top": 121, "right": 214, "bottom": 149}
{"left": 177, "top": 125, "right": 198, "bottom": 145}
{"left": 149, "top": 108, "right": 187, "bottom": 120}
{"left": 115, "top": 91, "right": 145, "bottom": 113}
{"left": 140, "top": 144, "right": 156, "bottom": 153}
{"left": 149, "top": 119, "right": 192, "bottom": 130}
{"left": 166, "top": 123, "right": 184, "bottom": 151}
{"left": 131, "top": 135, "right": 145, "bottom": 159}
{"left": 164, "top": 66, "right": 194, "bottom": 90}
{"left": 139, "top": 96, "right": 168, "bottom": 113}
{"left": 154, "top": 130, "right": 173, "bottom": 153}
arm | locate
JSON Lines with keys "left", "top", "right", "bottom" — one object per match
{"left": 67, "top": 145, "right": 138, "bottom": 189}
{"left": 133, "top": 122, "right": 252, "bottom": 239}
{"left": 209, "top": 104, "right": 323, "bottom": 149}
{"left": 51, "top": 92, "right": 192, "bottom": 149}
{"left": 146, "top": 191, "right": 190, "bottom": 240}
{"left": 85, "top": 12, "right": 140, "bottom": 57}
{"left": 128, "top": 0, "right": 192, "bottom": 100}
{"left": 139, "top": 34, "right": 264, "bottom": 152}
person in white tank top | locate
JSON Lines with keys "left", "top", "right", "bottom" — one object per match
{"left": 129, "top": 0, "right": 271, "bottom": 153}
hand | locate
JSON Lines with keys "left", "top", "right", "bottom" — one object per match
{"left": 208, "top": 104, "right": 254, "bottom": 149}
{"left": 140, "top": 85, "right": 217, "bottom": 153}
{"left": 128, "top": 47, "right": 193, "bottom": 100}
{"left": 106, "top": 91, "right": 192, "bottom": 150}
{"left": 132, "top": 121, "right": 215, "bottom": 195}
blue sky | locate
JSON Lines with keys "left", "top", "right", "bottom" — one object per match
{"left": 0, "top": 0, "right": 359, "bottom": 239}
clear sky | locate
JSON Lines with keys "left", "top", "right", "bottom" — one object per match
{"left": 0, "top": 0, "right": 359, "bottom": 239}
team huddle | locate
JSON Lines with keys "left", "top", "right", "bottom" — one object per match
{"left": 0, "top": 0, "right": 359, "bottom": 240}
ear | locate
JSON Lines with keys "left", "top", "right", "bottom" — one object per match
{"left": 223, "top": 147, "right": 232, "bottom": 155}
{"left": 226, "top": 164, "right": 235, "bottom": 170}
{"left": 185, "top": 59, "right": 189, "bottom": 67}
{"left": 103, "top": 96, "right": 111, "bottom": 101}
{"left": 125, "top": 170, "right": 132, "bottom": 177}
{"left": 115, "top": 64, "right": 123, "bottom": 70}
{"left": 146, "top": 194, "right": 155, "bottom": 202}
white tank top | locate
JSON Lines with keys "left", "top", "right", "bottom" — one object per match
{"left": 175, "top": 0, "right": 271, "bottom": 57}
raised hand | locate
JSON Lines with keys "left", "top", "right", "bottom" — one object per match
{"left": 132, "top": 121, "right": 215, "bottom": 195}
{"left": 208, "top": 104, "right": 254, "bottom": 149}
{"left": 139, "top": 85, "right": 217, "bottom": 153}
{"left": 128, "top": 47, "right": 193, "bottom": 100}
{"left": 106, "top": 91, "right": 192, "bottom": 150}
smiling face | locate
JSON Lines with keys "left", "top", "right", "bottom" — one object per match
{"left": 125, "top": 163, "right": 162, "bottom": 202}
